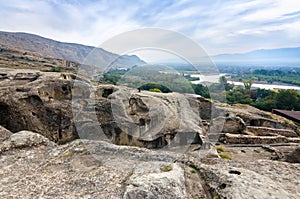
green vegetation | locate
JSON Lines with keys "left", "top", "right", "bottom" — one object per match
{"left": 100, "top": 68, "right": 300, "bottom": 112}
{"left": 184, "top": 74, "right": 200, "bottom": 81}
{"left": 103, "top": 73, "right": 121, "bottom": 85}
{"left": 101, "top": 69, "right": 128, "bottom": 85}
{"left": 232, "top": 69, "right": 300, "bottom": 86}
{"left": 220, "top": 152, "right": 232, "bottom": 160}
{"left": 100, "top": 67, "right": 210, "bottom": 96}
{"left": 226, "top": 87, "right": 300, "bottom": 111}
{"left": 160, "top": 165, "right": 173, "bottom": 172}
{"left": 149, "top": 88, "right": 162, "bottom": 93}
{"left": 139, "top": 83, "right": 172, "bottom": 93}
{"left": 216, "top": 145, "right": 225, "bottom": 153}
{"left": 192, "top": 84, "right": 210, "bottom": 98}
{"left": 51, "top": 66, "right": 62, "bottom": 72}
{"left": 190, "top": 168, "right": 197, "bottom": 173}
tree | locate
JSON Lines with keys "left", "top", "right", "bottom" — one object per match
{"left": 276, "top": 89, "right": 300, "bottom": 110}
{"left": 243, "top": 80, "right": 253, "bottom": 91}
{"left": 220, "top": 76, "right": 234, "bottom": 91}
{"left": 139, "top": 83, "right": 172, "bottom": 93}
{"left": 192, "top": 84, "right": 210, "bottom": 98}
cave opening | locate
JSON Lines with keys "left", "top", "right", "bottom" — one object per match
{"left": 0, "top": 102, "right": 10, "bottom": 129}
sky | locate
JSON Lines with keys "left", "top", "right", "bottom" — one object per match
{"left": 1, "top": 0, "right": 300, "bottom": 60}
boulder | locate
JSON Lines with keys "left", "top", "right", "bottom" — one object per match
{"left": 0, "top": 68, "right": 87, "bottom": 143}
{"left": 0, "top": 125, "right": 12, "bottom": 141}
{"left": 284, "top": 147, "right": 300, "bottom": 163}
{"left": 0, "top": 130, "right": 55, "bottom": 153}
{"left": 123, "top": 162, "right": 187, "bottom": 199}
{"left": 211, "top": 116, "right": 246, "bottom": 134}
{"left": 74, "top": 87, "right": 206, "bottom": 149}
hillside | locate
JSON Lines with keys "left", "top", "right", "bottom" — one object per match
{"left": 213, "top": 47, "right": 300, "bottom": 65}
{"left": 0, "top": 31, "right": 145, "bottom": 70}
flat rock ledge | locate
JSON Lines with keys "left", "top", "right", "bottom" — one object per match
{"left": 0, "top": 132, "right": 299, "bottom": 199}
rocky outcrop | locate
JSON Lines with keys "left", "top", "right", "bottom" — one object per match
{"left": 74, "top": 86, "right": 205, "bottom": 149}
{"left": 211, "top": 116, "right": 246, "bottom": 134}
{"left": 215, "top": 103, "right": 298, "bottom": 131}
{"left": 0, "top": 130, "right": 55, "bottom": 153}
{"left": 209, "top": 103, "right": 300, "bottom": 145}
{"left": 0, "top": 68, "right": 207, "bottom": 148}
{"left": 0, "top": 68, "right": 299, "bottom": 149}
{"left": 0, "top": 68, "right": 85, "bottom": 143}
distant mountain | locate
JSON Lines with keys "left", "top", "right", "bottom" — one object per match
{"left": 0, "top": 31, "right": 145, "bottom": 70}
{"left": 213, "top": 47, "right": 300, "bottom": 65}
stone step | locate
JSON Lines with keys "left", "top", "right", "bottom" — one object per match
{"left": 246, "top": 126, "right": 298, "bottom": 137}
{"left": 220, "top": 133, "right": 300, "bottom": 145}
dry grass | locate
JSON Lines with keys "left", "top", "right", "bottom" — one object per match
{"left": 216, "top": 145, "right": 225, "bottom": 153}
{"left": 160, "top": 165, "right": 173, "bottom": 172}
{"left": 220, "top": 152, "right": 232, "bottom": 160}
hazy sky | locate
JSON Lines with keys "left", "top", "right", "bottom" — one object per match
{"left": 1, "top": 0, "right": 300, "bottom": 57}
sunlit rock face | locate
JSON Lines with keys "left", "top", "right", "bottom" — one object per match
{"left": 1, "top": 68, "right": 299, "bottom": 149}
{"left": 75, "top": 86, "right": 207, "bottom": 149}
{"left": 0, "top": 68, "right": 81, "bottom": 143}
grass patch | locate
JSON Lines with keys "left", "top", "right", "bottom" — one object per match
{"left": 51, "top": 66, "right": 62, "bottom": 72}
{"left": 160, "top": 165, "right": 173, "bottom": 172}
{"left": 149, "top": 88, "right": 162, "bottom": 93}
{"left": 190, "top": 168, "right": 197, "bottom": 173}
{"left": 216, "top": 145, "right": 225, "bottom": 153}
{"left": 220, "top": 152, "right": 232, "bottom": 160}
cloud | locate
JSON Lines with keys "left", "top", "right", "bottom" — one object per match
{"left": 0, "top": 0, "right": 299, "bottom": 57}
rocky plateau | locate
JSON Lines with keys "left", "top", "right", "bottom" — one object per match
{"left": 0, "top": 67, "right": 299, "bottom": 198}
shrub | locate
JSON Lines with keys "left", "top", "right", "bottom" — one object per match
{"left": 51, "top": 66, "right": 62, "bottom": 72}
{"left": 220, "top": 152, "right": 232, "bottom": 160}
{"left": 139, "top": 83, "right": 172, "bottom": 93}
{"left": 216, "top": 145, "right": 225, "bottom": 153}
{"left": 160, "top": 165, "right": 172, "bottom": 172}
{"left": 149, "top": 88, "right": 162, "bottom": 93}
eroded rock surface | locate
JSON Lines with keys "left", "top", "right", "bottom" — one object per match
{"left": 285, "top": 147, "right": 300, "bottom": 163}
{"left": 0, "top": 68, "right": 90, "bottom": 143}
{"left": 0, "top": 125, "right": 12, "bottom": 141}
{"left": 0, "top": 68, "right": 299, "bottom": 149}
{"left": 0, "top": 132, "right": 299, "bottom": 199}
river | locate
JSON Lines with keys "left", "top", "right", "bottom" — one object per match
{"left": 190, "top": 74, "right": 300, "bottom": 90}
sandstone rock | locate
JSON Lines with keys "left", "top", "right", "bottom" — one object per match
{"left": 74, "top": 87, "right": 206, "bottom": 149}
{"left": 0, "top": 68, "right": 87, "bottom": 143}
{"left": 246, "top": 126, "right": 298, "bottom": 137}
{"left": 185, "top": 94, "right": 213, "bottom": 120}
{"left": 197, "top": 159, "right": 299, "bottom": 199}
{"left": 215, "top": 103, "right": 298, "bottom": 131}
{"left": 0, "top": 125, "right": 12, "bottom": 141}
{"left": 211, "top": 116, "right": 246, "bottom": 134}
{"left": 1, "top": 68, "right": 299, "bottom": 150}
{"left": 0, "top": 133, "right": 299, "bottom": 198}
{"left": 220, "top": 133, "right": 290, "bottom": 144}
{"left": 0, "top": 130, "right": 55, "bottom": 153}
{"left": 123, "top": 162, "right": 187, "bottom": 199}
